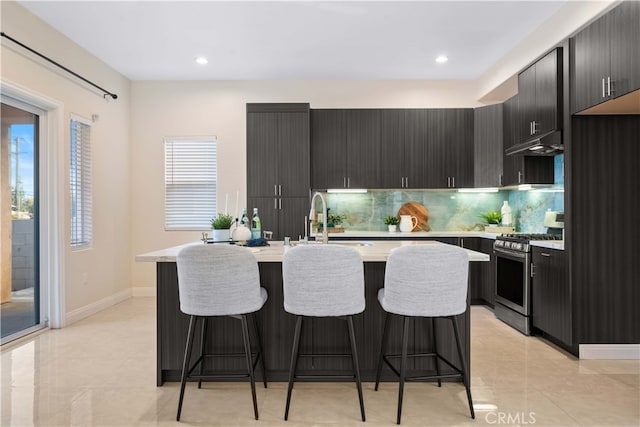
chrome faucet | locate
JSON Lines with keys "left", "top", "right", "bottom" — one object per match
{"left": 309, "top": 192, "right": 328, "bottom": 244}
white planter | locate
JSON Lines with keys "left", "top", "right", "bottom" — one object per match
{"left": 388, "top": 225, "right": 397, "bottom": 232}
{"left": 211, "top": 229, "right": 230, "bottom": 242}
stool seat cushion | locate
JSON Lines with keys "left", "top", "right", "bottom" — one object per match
{"left": 177, "top": 244, "right": 267, "bottom": 317}
{"left": 379, "top": 244, "right": 469, "bottom": 317}
{"left": 282, "top": 245, "right": 365, "bottom": 317}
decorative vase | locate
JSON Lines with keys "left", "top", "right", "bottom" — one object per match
{"left": 211, "top": 228, "right": 230, "bottom": 242}
{"left": 231, "top": 225, "right": 252, "bottom": 242}
{"left": 388, "top": 225, "right": 397, "bottom": 232}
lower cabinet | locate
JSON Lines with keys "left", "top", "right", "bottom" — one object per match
{"left": 247, "top": 197, "right": 309, "bottom": 241}
{"left": 461, "top": 237, "right": 495, "bottom": 307}
{"left": 531, "top": 247, "right": 571, "bottom": 345}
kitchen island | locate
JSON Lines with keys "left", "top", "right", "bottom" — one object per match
{"left": 136, "top": 240, "right": 489, "bottom": 385}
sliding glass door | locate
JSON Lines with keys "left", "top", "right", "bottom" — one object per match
{"left": 1, "top": 101, "right": 42, "bottom": 343}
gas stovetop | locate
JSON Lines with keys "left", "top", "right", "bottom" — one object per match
{"left": 498, "top": 233, "right": 563, "bottom": 242}
{"left": 494, "top": 233, "right": 562, "bottom": 252}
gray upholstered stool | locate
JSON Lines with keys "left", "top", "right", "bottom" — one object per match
{"left": 175, "top": 244, "right": 268, "bottom": 421}
{"left": 282, "top": 245, "right": 366, "bottom": 422}
{"left": 374, "top": 244, "right": 475, "bottom": 424}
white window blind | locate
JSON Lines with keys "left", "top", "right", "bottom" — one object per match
{"left": 70, "top": 116, "right": 92, "bottom": 248}
{"left": 164, "top": 137, "right": 217, "bottom": 230}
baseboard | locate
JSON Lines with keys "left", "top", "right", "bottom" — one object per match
{"left": 132, "top": 287, "right": 156, "bottom": 297}
{"left": 65, "top": 289, "right": 132, "bottom": 325}
{"left": 579, "top": 344, "right": 640, "bottom": 359}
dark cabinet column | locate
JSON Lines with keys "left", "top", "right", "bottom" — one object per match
{"left": 446, "top": 109, "right": 474, "bottom": 188}
{"left": 380, "top": 109, "right": 406, "bottom": 188}
{"left": 247, "top": 112, "right": 280, "bottom": 198}
{"left": 405, "top": 109, "right": 430, "bottom": 188}
{"left": 474, "top": 104, "right": 503, "bottom": 187}
{"left": 346, "top": 109, "right": 381, "bottom": 188}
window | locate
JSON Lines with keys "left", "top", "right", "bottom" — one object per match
{"left": 164, "top": 137, "right": 217, "bottom": 230}
{"left": 70, "top": 115, "right": 92, "bottom": 248}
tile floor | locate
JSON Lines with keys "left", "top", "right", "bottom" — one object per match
{"left": 1, "top": 297, "right": 638, "bottom": 426}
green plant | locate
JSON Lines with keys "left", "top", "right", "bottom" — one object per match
{"left": 478, "top": 210, "right": 502, "bottom": 225}
{"left": 327, "top": 212, "right": 346, "bottom": 226}
{"left": 384, "top": 215, "right": 400, "bottom": 226}
{"left": 210, "top": 213, "right": 234, "bottom": 229}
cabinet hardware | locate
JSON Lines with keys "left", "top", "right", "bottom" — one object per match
{"left": 343, "top": 177, "right": 347, "bottom": 188}
{"left": 607, "top": 76, "right": 612, "bottom": 97}
{"left": 401, "top": 177, "right": 405, "bottom": 188}
{"left": 499, "top": 174, "right": 503, "bottom": 186}
{"left": 405, "top": 177, "right": 409, "bottom": 188}
{"left": 278, "top": 198, "right": 282, "bottom": 210}
{"left": 278, "top": 184, "right": 282, "bottom": 196}
{"left": 347, "top": 177, "right": 350, "bottom": 188}
{"left": 518, "top": 171, "right": 523, "bottom": 183}
{"left": 541, "top": 252, "right": 551, "bottom": 257}
{"left": 530, "top": 121, "right": 533, "bottom": 135}
{"left": 602, "top": 78, "right": 606, "bottom": 98}
{"left": 531, "top": 264, "right": 535, "bottom": 277}
{"left": 274, "top": 198, "right": 278, "bottom": 209}
{"left": 274, "top": 184, "right": 278, "bottom": 196}
{"left": 532, "top": 121, "right": 537, "bottom": 135}
{"left": 452, "top": 176, "right": 455, "bottom": 187}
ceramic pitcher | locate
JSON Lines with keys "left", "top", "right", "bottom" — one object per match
{"left": 399, "top": 215, "right": 418, "bottom": 232}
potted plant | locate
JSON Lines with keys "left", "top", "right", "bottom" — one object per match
{"left": 210, "top": 213, "right": 234, "bottom": 241}
{"left": 384, "top": 215, "right": 400, "bottom": 232}
{"left": 327, "top": 212, "right": 346, "bottom": 229}
{"left": 478, "top": 210, "right": 502, "bottom": 229}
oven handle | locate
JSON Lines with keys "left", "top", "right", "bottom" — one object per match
{"left": 494, "top": 246, "right": 529, "bottom": 260}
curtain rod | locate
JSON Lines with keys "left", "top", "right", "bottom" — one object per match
{"left": 1, "top": 32, "right": 118, "bottom": 100}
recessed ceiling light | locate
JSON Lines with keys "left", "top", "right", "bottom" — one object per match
{"left": 195, "top": 57, "right": 208, "bottom": 65}
{"left": 435, "top": 55, "right": 448, "bottom": 64}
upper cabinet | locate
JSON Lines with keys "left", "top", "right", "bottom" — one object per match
{"left": 247, "top": 103, "right": 310, "bottom": 198}
{"left": 474, "top": 104, "right": 503, "bottom": 188}
{"left": 311, "top": 109, "right": 381, "bottom": 189}
{"left": 379, "top": 109, "right": 474, "bottom": 189}
{"left": 573, "top": 1, "right": 640, "bottom": 113}
{"left": 517, "top": 48, "right": 562, "bottom": 142}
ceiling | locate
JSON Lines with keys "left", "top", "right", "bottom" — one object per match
{"left": 19, "top": 1, "right": 568, "bottom": 81}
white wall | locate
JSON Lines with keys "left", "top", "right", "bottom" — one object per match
{"left": 1, "top": 2, "right": 132, "bottom": 315}
{"left": 130, "top": 79, "right": 482, "bottom": 288}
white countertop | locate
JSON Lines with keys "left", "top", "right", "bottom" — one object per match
{"left": 529, "top": 240, "right": 565, "bottom": 250}
{"left": 136, "top": 240, "right": 491, "bottom": 263}
{"left": 326, "top": 230, "right": 499, "bottom": 240}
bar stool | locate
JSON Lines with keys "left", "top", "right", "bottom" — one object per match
{"left": 374, "top": 244, "right": 474, "bottom": 424}
{"left": 282, "top": 244, "right": 366, "bottom": 422}
{"left": 175, "top": 244, "right": 268, "bottom": 421}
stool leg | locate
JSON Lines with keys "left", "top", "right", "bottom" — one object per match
{"left": 241, "top": 315, "right": 259, "bottom": 420}
{"left": 284, "top": 315, "right": 303, "bottom": 421}
{"left": 451, "top": 315, "right": 475, "bottom": 419}
{"left": 432, "top": 317, "right": 441, "bottom": 387}
{"left": 397, "top": 316, "right": 410, "bottom": 425}
{"left": 347, "top": 316, "right": 366, "bottom": 422}
{"left": 198, "top": 317, "right": 208, "bottom": 389}
{"left": 177, "top": 315, "right": 198, "bottom": 421}
{"left": 375, "top": 312, "right": 391, "bottom": 391}
{"left": 252, "top": 313, "right": 268, "bottom": 388}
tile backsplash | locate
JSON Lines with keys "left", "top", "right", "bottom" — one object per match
{"left": 324, "top": 155, "right": 565, "bottom": 233}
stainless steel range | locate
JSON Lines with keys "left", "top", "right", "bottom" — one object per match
{"left": 493, "top": 233, "right": 562, "bottom": 335}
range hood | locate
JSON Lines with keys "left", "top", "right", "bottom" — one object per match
{"left": 505, "top": 130, "right": 563, "bottom": 156}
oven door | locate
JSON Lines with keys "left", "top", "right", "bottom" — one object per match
{"left": 494, "top": 246, "right": 531, "bottom": 316}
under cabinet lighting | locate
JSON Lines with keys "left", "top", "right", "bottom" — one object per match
{"left": 518, "top": 184, "right": 532, "bottom": 191}
{"left": 529, "top": 145, "right": 544, "bottom": 151}
{"left": 458, "top": 188, "right": 499, "bottom": 193}
{"left": 327, "top": 188, "right": 368, "bottom": 194}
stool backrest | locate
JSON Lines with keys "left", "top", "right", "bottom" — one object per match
{"left": 382, "top": 244, "right": 469, "bottom": 317}
{"left": 176, "top": 244, "right": 263, "bottom": 316}
{"left": 282, "top": 245, "right": 365, "bottom": 316}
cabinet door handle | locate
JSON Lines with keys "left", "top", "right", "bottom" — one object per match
{"left": 279, "top": 198, "right": 282, "bottom": 210}
{"left": 343, "top": 177, "right": 347, "bottom": 188}
{"left": 499, "top": 174, "right": 503, "bottom": 187}
{"left": 452, "top": 176, "right": 455, "bottom": 187}
{"left": 274, "top": 198, "right": 278, "bottom": 209}
{"left": 401, "top": 177, "right": 404, "bottom": 188}
{"left": 602, "top": 78, "right": 606, "bottom": 98}
{"left": 518, "top": 171, "right": 522, "bottom": 183}
{"left": 531, "top": 263, "right": 535, "bottom": 277}
{"left": 405, "top": 177, "right": 409, "bottom": 188}
{"left": 532, "top": 121, "right": 537, "bottom": 135}
{"left": 278, "top": 184, "right": 282, "bottom": 196}
{"left": 347, "top": 177, "right": 350, "bottom": 188}
{"left": 274, "top": 184, "right": 278, "bottom": 196}
{"left": 541, "top": 252, "right": 551, "bottom": 257}
{"left": 607, "top": 76, "right": 612, "bottom": 97}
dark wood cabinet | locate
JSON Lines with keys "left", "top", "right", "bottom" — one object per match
{"left": 247, "top": 104, "right": 310, "bottom": 241}
{"left": 440, "top": 109, "right": 475, "bottom": 188}
{"left": 502, "top": 95, "right": 554, "bottom": 186}
{"left": 248, "top": 196, "right": 308, "bottom": 241}
{"left": 311, "top": 109, "right": 381, "bottom": 189}
{"left": 461, "top": 237, "right": 495, "bottom": 307}
{"left": 517, "top": 48, "right": 561, "bottom": 141}
{"left": 571, "top": 115, "right": 640, "bottom": 345}
{"left": 474, "top": 104, "right": 503, "bottom": 187}
{"left": 573, "top": 1, "right": 640, "bottom": 113}
{"left": 380, "top": 109, "right": 407, "bottom": 188}
{"left": 532, "top": 247, "right": 571, "bottom": 345}
{"left": 247, "top": 104, "right": 310, "bottom": 198}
